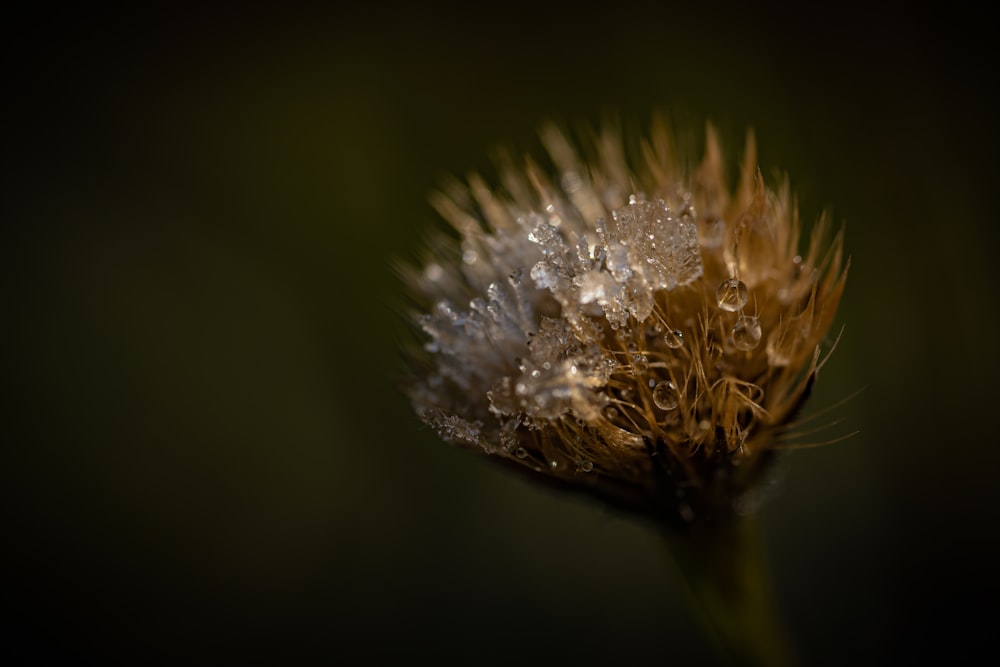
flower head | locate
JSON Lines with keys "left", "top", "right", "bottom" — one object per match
{"left": 401, "top": 117, "right": 848, "bottom": 529}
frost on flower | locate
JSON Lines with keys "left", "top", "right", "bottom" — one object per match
{"left": 401, "top": 117, "right": 849, "bottom": 527}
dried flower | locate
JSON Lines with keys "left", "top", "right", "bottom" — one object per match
{"left": 401, "top": 116, "right": 848, "bottom": 530}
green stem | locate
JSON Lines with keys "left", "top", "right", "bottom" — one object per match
{"left": 661, "top": 517, "right": 797, "bottom": 666}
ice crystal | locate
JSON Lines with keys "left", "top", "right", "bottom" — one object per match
{"left": 401, "top": 118, "right": 849, "bottom": 527}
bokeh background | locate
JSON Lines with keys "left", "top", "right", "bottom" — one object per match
{"left": 5, "top": 3, "right": 997, "bottom": 664}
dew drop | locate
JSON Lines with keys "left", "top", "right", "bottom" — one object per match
{"left": 631, "top": 354, "right": 648, "bottom": 376}
{"left": 462, "top": 249, "right": 478, "bottom": 264}
{"left": 577, "top": 459, "right": 594, "bottom": 473}
{"left": 663, "top": 329, "right": 684, "bottom": 349}
{"left": 603, "top": 406, "right": 619, "bottom": 420}
{"left": 716, "top": 278, "right": 748, "bottom": 312}
{"left": 732, "top": 315, "right": 762, "bottom": 351}
{"left": 515, "top": 447, "right": 528, "bottom": 459}
{"left": 550, "top": 460, "right": 559, "bottom": 469}
{"left": 652, "top": 381, "right": 679, "bottom": 411}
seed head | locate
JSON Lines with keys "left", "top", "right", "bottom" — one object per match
{"left": 401, "top": 117, "right": 849, "bottom": 529}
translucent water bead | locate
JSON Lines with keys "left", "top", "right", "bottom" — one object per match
{"left": 631, "top": 354, "right": 649, "bottom": 376}
{"left": 732, "top": 315, "right": 762, "bottom": 351}
{"left": 663, "top": 329, "right": 684, "bottom": 349}
{"left": 652, "top": 380, "right": 679, "bottom": 410}
{"left": 717, "top": 278, "right": 748, "bottom": 312}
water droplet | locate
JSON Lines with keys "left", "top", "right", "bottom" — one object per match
{"left": 462, "top": 249, "right": 478, "bottom": 264}
{"left": 716, "top": 278, "right": 748, "bottom": 312}
{"left": 577, "top": 459, "right": 594, "bottom": 473}
{"left": 515, "top": 447, "right": 528, "bottom": 459}
{"left": 603, "top": 406, "right": 619, "bottom": 420}
{"left": 732, "top": 315, "right": 762, "bottom": 351}
{"left": 550, "top": 460, "right": 559, "bottom": 469}
{"left": 631, "top": 354, "right": 648, "bottom": 375}
{"left": 652, "top": 381, "right": 679, "bottom": 410}
{"left": 663, "top": 329, "right": 684, "bottom": 349}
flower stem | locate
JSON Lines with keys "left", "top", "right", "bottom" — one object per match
{"left": 661, "top": 517, "right": 796, "bottom": 666}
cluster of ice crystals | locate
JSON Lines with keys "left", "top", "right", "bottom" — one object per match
{"left": 529, "top": 196, "right": 703, "bottom": 329}
{"left": 413, "top": 187, "right": 712, "bottom": 441}
{"left": 488, "top": 316, "right": 614, "bottom": 422}
{"left": 417, "top": 270, "right": 536, "bottom": 397}
{"left": 611, "top": 198, "right": 703, "bottom": 291}
{"left": 421, "top": 408, "right": 488, "bottom": 450}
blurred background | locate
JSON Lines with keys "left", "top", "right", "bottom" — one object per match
{"left": 4, "top": 3, "right": 997, "bottom": 664}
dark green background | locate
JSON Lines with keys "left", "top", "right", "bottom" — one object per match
{"left": 5, "top": 3, "right": 997, "bottom": 664}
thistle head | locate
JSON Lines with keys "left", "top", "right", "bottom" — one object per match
{"left": 401, "top": 117, "right": 848, "bottom": 530}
